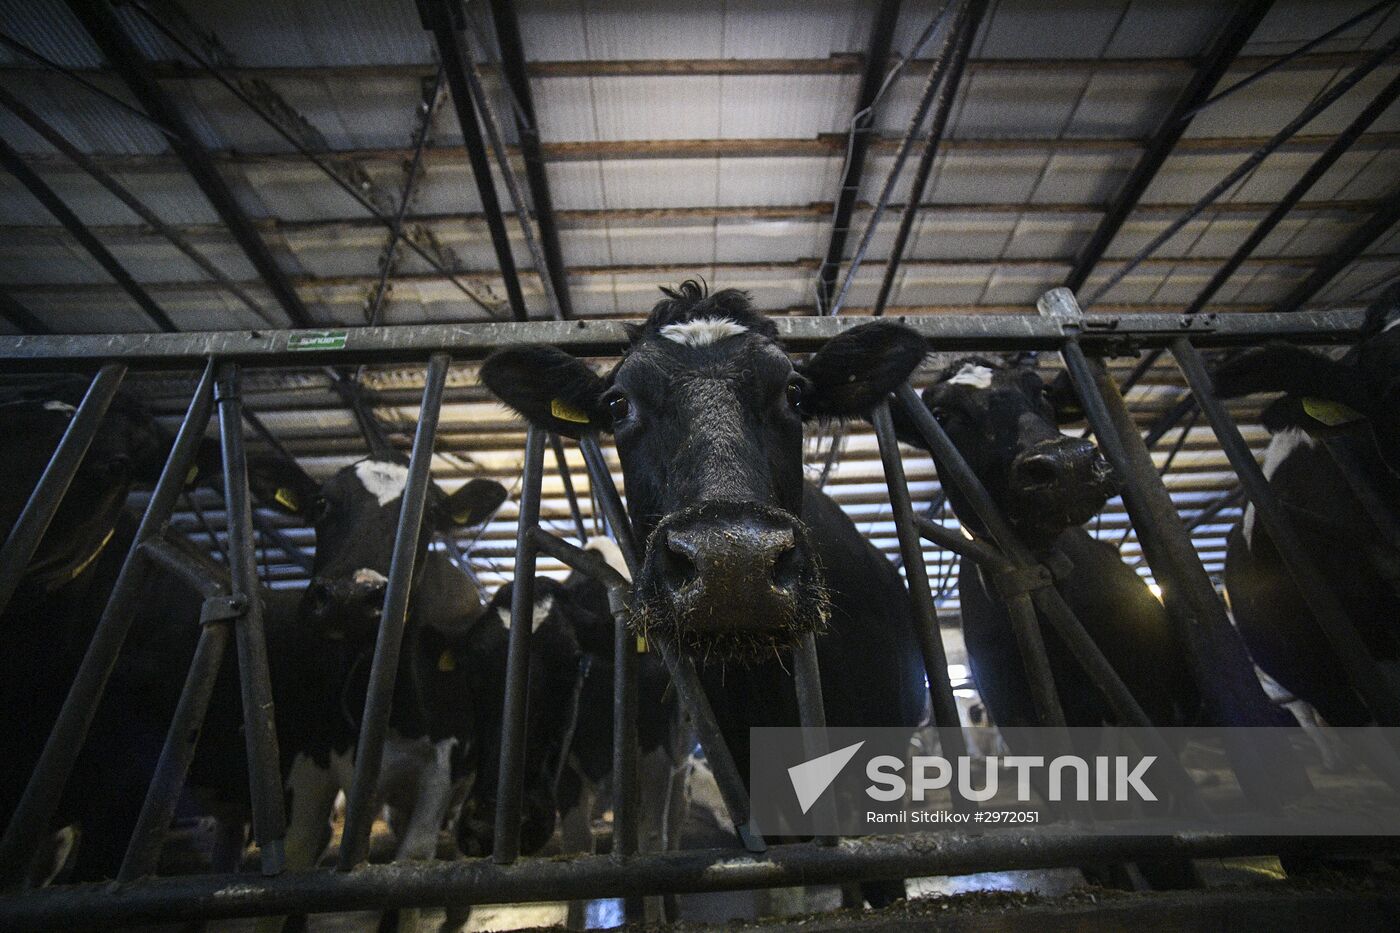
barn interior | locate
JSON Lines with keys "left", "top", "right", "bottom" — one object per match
{"left": 1, "top": 0, "right": 1399, "bottom": 929}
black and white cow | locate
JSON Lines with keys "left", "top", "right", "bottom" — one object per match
{"left": 895, "top": 356, "right": 1200, "bottom": 734}
{"left": 480, "top": 283, "right": 930, "bottom": 870}
{"left": 248, "top": 455, "right": 518, "bottom": 870}
{"left": 1215, "top": 286, "right": 1400, "bottom": 731}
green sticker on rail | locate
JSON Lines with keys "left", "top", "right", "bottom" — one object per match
{"left": 288, "top": 330, "right": 348, "bottom": 351}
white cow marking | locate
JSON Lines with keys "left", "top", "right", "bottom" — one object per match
{"left": 948, "top": 363, "right": 994, "bottom": 389}
{"left": 354, "top": 459, "right": 410, "bottom": 507}
{"left": 42, "top": 400, "right": 76, "bottom": 416}
{"left": 585, "top": 535, "right": 631, "bottom": 582}
{"left": 659, "top": 318, "right": 748, "bottom": 347}
{"left": 352, "top": 568, "right": 388, "bottom": 587}
{"left": 1243, "top": 427, "right": 1318, "bottom": 547}
{"left": 496, "top": 594, "right": 556, "bottom": 631}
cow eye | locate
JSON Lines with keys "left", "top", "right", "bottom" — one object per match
{"left": 930, "top": 406, "right": 950, "bottom": 425}
{"left": 786, "top": 379, "right": 804, "bottom": 411}
{"left": 607, "top": 394, "right": 631, "bottom": 422}
{"left": 307, "top": 495, "right": 330, "bottom": 522}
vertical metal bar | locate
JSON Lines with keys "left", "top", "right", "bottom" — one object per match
{"left": 0, "top": 359, "right": 217, "bottom": 888}
{"left": 575, "top": 436, "right": 643, "bottom": 862}
{"left": 118, "top": 541, "right": 231, "bottom": 882}
{"left": 793, "top": 632, "right": 838, "bottom": 844}
{"left": 816, "top": 0, "right": 903, "bottom": 312}
{"left": 551, "top": 434, "right": 589, "bottom": 543}
{"left": 1058, "top": 338, "right": 1311, "bottom": 803}
{"left": 1170, "top": 337, "right": 1400, "bottom": 726}
{"left": 577, "top": 436, "right": 763, "bottom": 852}
{"left": 420, "top": 0, "right": 529, "bottom": 322}
{"left": 215, "top": 363, "right": 287, "bottom": 876}
{"left": 493, "top": 425, "right": 546, "bottom": 864}
{"left": 0, "top": 363, "right": 126, "bottom": 617}
{"left": 871, "top": 401, "right": 975, "bottom": 804}
{"left": 893, "top": 383, "right": 1209, "bottom": 816}
{"left": 339, "top": 352, "right": 451, "bottom": 869}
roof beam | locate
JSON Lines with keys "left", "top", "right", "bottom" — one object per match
{"left": 816, "top": 0, "right": 902, "bottom": 311}
{"left": 65, "top": 0, "right": 312, "bottom": 328}
{"left": 0, "top": 50, "right": 1379, "bottom": 81}
{"left": 1062, "top": 0, "right": 1275, "bottom": 294}
{"left": 0, "top": 135, "right": 177, "bottom": 332}
{"left": 419, "top": 0, "right": 529, "bottom": 321}
{"left": 489, "top": 0, "right": 573, "bottom": 319}
{"left": 1272, "top": 187, "right": 1400, "bottom": 313}
{"left": 0, "top": 288, "right": 49, "bottom": 334}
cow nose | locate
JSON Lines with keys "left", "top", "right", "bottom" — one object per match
{"left": 660, "top": 517, "right": 799, "bottom": 597}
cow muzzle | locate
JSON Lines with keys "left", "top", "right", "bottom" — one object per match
{"left": 301, "top": 567, "right": 389, "bottom": 638}
{"left": 1008, "top": 437, "right": 1118, "bottom": 533}
{"left": 632, "top": 501, "right": 828, "bottom": 664}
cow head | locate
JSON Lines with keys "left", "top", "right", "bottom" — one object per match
{"left": 481, "top": 281, "right": 926, "bottom": 663}
{"left": 250, "top": 456, "right": 507, "bottom": 640}
{"left": 0, "top": 381, "right": 177, "bottom": 590}
{"left": 898, "top": 356, "right": 1117, "bottom": 549}
{"left": 1214, "top": 284, "right": 1400, "bottom": 474}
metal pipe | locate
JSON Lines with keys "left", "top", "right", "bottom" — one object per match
{"left": 550, "top": 434, "right": 589, "bottom": 543}
{"left": 1058, "top": 335, "right": 1311, "bottom": 804}
{"left": 0, "top": 828, "right": 1391, "bottom": 929}
{"left": 489, "top": 0, "right": 575, "bottom": 320}
{"left": 0, "top": 363, "right": 125, "bottom": 617}
{"left": 493, "top": 425, "right": 546, "bottom": 864}
{"left": 420, "top": 0, "right": 529, "bottom": 321}
{"left": 0, "top": 309, "right": 1367, "bottom": 371}
{"left": 1170, "top": 337, "right": 1400, "bottom": 727}
{"left": 816, "top": 0, "right": 903, "bottom": 312}
{"left": 215, "top": 363, "right": 287, "bottom": 876}
{"left": 1063, "top": 0, "right": 1274, "bottom": 294}
{"left": 871, "top": 401, "right": 975, "bottom": 781}
{"left": 118, "top": 552, "right": 233, "bottom": 881}
{"left": 793, "top": 632, "right": 839, "bottom": 844}
{"left": 0, "top": 359, "right": 217, "bottom": 888}
{"left": 338, "top": 352, "right": 452, "bottom": 869}
{"left": 0, "top": 137, "right": 176, "bottom": 332}
{"left": 871, "top": 0, "right": 987, "bottom": 317}
{"left": 67, "top": 0, "right": 312, "bottom": 328}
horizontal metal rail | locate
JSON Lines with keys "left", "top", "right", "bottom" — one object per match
{"left": 0, "top": 829, "right": 1392, "bottom": 930}
{"left": 0, "top": 310, "right": 1364, "bottom": 369}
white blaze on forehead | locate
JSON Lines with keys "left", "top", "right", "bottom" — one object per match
{"left": 42, "top": 401, "right": 76, "bottom": 415}
{"left": 354, "top": 459, "right": 410, "bottom": 507}
{"left": 658, "top": 318, "right": 748, "bottom": 347}
{"left": 585, "top": 535, "right": 631, "bottom": 582}
{"left": 499, "top": 594, "right": 555, "bottom": 631}
{"left": 947, "top": 363, "right": 995, "bottom": 389}
{"left": 352, "top": 568, "right": 388, "bottom": 587}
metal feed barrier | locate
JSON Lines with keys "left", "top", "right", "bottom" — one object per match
{"left": 0, "top": 306, "right": 1396, "bottom": 930}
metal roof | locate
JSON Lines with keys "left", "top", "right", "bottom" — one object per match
{"left": 1, "top": 0, "right": 1397, "bottom": 609}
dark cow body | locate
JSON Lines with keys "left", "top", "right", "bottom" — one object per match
{"left": 482, "top": 283, "right": 929, "bottom": 908}
{"left": 897, "top": 357, "right": 1199, "bottom": 734}
{"left": 1216, "top": 288, "right": 1400, "bottom": 729}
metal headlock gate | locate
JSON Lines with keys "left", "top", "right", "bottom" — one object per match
{"left": 0, "top": 304, "right": 1395, "bottom": 930}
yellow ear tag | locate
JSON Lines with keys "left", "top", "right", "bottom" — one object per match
{"left": 636, "top": 635, "right": 649, "bottom": 654}
{"left": 438, "top": 649, "right": 457, "bottom": 672}
{"left": 185, "top": 465, "right": 199, "bottom": 485}
{"left": 274, "top": 487, "right": 300, "bottom": 512}
{"left": 550, "top": 398, "right": 590, "bottom": 424}
{"left": 451, "top": 509, "right": 474, "bottom": 525}
{"left": 1302, "top": 397, "right": 1365, "bottom": 427}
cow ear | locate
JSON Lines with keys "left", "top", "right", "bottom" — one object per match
{"left": 440, "top": 478, "right": 508, "bottom": 528}
{"left": 245, "top": 454, "right": 319, "bottom": 515}
{"left": 1044, "top": 370, "right": 1086, "bottom": 425}
{"left": 480, "top": 345, "right": 611, "bottom": 438}
{"left": 795, "top": 321, "right": 927, "bottom": 419}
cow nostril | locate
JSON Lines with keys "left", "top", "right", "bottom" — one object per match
{"left": 1016, "top": 457, "right": 1059, "bottom": 488}
{"left": 662, "top": 531, "right": 700, "bottom": 589}
{"left": 771, "top": 539, "right": 799, "bottom": 589}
